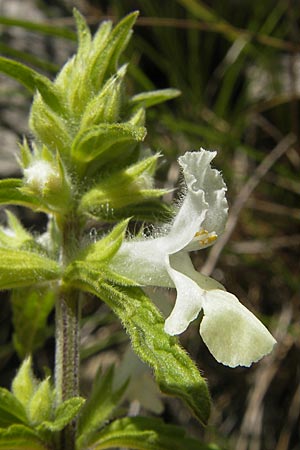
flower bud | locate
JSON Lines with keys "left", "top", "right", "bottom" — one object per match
{"left": 22, "top": 151, "right": 72, "bottom": 213}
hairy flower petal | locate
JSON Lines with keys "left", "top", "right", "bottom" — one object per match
{"left": 110, "top": 149, "right": 276, "bottom": 367}
{"left": 200, "top": 290, "right": 276, "bottom": 367}
{"left": 167, "top": 150, "right": 228, "bottom": 254}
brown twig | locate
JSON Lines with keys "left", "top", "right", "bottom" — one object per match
{"left": 23, "top": 14, "right": 300, "bottom": 53}
{"left": 230, "top": 234, "right": 300, "bottom": 254}
{"left": 235, "top": 306, "right": 294, "bottom": 450}
{"left": 275, "top": 383, "right": 300, "bottom": 450}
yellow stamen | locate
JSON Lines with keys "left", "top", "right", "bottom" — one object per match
{"left": 194, "top": 229, "right": 217, "bottom": 246}
{"left": 195, "top": 229, "right": 208, "bottom": 236}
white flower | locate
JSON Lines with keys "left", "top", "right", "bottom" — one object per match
{"left": 110, "top": 149, "right": 276, "bottom": 367}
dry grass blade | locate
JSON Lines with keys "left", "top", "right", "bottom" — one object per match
{"left": 230, "top": 234, "right": 300, "bottom": 254}
{"left": 235, "top": 306, "right": 293, "bottom": 450}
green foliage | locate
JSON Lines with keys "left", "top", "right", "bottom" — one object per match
{"left": 130, "top": 88, "right": 181, "bottom": 108}
{"left": 0, "top": 56, "right": 63, "bottom": 112}
{"left": 0, "top": 179, "right": 43, "bottom": 211}
{"left": 19, "top": 143, "right": 73, "bottom": 213}
{"left": 79, "top": 154, "right": 168, "bottom": 217}
{"left": 0, "top": 359, "right": 85, "bottom": 448}
{"left": 28, "top": 378, "right": 53, "bottom": 425}
{"left": 11, "top": 357, "right": 37, "bottom": 409}
{"left": 0, "top": 248, "right": 60, "bottom": 289}
{"left": 71, "top": 123, "right": 146, "bottom": 164}
{"left": 88, "top": 200, "right": 174, "bottom": 223}
{"left": 0, "top": 210, "right": 31, "bottom": 249}
{"left": 11, "top": 288, "right": 55, "bottom": 358}
{"left": 86, "top": 416, "right": 218, "bottom": 450}
{"left": 0, "top": 7, "right": 220, "bottom": 449}
{"left": 77, "top": 367, "right": 128, "bottom": 449}
{"left": 0, "top": 424, "right": 47, "bottom": 450}
{"left": 0, "top": 211, "right": 46, "bottom": 256}
{"left": 0, "top": 389, "right": 28, "bottom": 428}
{"left": 77, "top": 219, "right": 129, "bottom": 265}
{"left": 64, "top": 264, "right": 211, "bottom": 425}
{"left": 39, "top": 397, "right": 85, "bottom": 432}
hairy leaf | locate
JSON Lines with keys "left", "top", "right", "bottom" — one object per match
{"left": 73, "top": 9, "right": 92, "bottom": 60}
{"left": 0, "top": 179, "right": 44, "bottom": 211}
{"left": 84, "top": 200, "right": 173, "bottom": 223}
{"left": 0, "top": 249, "right": 60, "bottom": 289}
{"left": 27, "top": 378, "right": 53, "bottom": 425}
{"left": 12, "top": 288, "right": 55, "bottom": 358}
{"left": 76, "top": 219, "right": 129, "bottom": 265}
{"left": 77, "top": 367, "right": 128, "bottom": 449}
{"left": 64, "top": 266, "right": 211, "bottom": 425}
{"left": 38, "top": 397, "right": 85, "bottom": 432}
{"left": 130, "top": 88, "right": 181, "bottom": 109}
{"left": 11, "top": 357, "right": 37, "bottom": 409}
{"left": 79, "top": 154, "right": 167, "bottom": 213}
{"left": 0, "top": 388, "right": 28, "bottom": 428}
{"left": 0, "top": 57, "right": 62, "bottom": 113}
{"left": 87, "top": 416, "right": 218, "bottom": 450}
{"left": 71, "top": 123, "right": 146, "bottom": 163}
{"left": 0, "top": 425, "right": 47, "bottom": 450}
{"left": 29, "top": 95, "right": 72, "bottom": 154}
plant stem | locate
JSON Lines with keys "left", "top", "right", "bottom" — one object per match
{"left": 55, "top": 214, "right": 81, "bottom": 450}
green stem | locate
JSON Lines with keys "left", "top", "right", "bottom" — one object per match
{"left": 55, "top": 289, "right": 80, "bottom": 403}
{"left": 55, "top": 214, "right": 81, "bottom": 450}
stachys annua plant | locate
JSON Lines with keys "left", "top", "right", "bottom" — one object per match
{"left": 0, "top": 9, "right": 275, "bottom": 450}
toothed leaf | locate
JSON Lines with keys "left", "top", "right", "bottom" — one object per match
{"left": 64, "top": 266, "right": 211, "bottom": 425}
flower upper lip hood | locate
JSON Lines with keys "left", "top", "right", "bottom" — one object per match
{"left": 110, "top": 148, "right": 276, "bottom": 368}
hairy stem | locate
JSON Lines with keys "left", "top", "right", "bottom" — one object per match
{"left": 55, "top": 214, "right": 81, "bottom": 450}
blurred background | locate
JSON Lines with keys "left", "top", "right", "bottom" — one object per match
{"left": 0, "top": 1, "right": 300, "bottom": 449}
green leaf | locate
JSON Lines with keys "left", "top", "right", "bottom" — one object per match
{"left": 29, "top": 94, "right": 72, "bottom": 153}
{"left": 130, "top": 88, "right": 181, "bottom": 109}
{"left": 11, "top": 357, "right": 37, "bottom": 409}
{"left": 0, "top": 16, "right": 76, "bottom": 40}
{"left": 67, "top": 20, "right": 112, "bottom": 115}
{"left": 28, "top": 379, "right": 53, "bottom": 425}
{"left": 64, "top": 267, "right": 211, "bottom": 425}
{"left": 0, "top": 424, "right": 47, "bottom": 450}
{"left": 85, "top": 200, "right": 174, "bottom": 223}
{"left": 87, "top": 11, "right": 138, "bottom": 94}
{"left": 77, "top": 367, "right": 128, "bottom": 449}
{"left": 0, "top": 248, "right": 60, "bottom": 289}
{"left": 0, "top": 179, "right": 44, "bottom": 211}
{"left": 104, "top": 11, "right": 139, "bottom": 76}
{"left": 68, "top": 12, "right": 138, "bottom": 116}
{"left": 0, "top": 57, "right": 62, "bottom": 113}
{"left": 73, "top": 9, "right": 92, "bottom": 59}
{"left": 79, "top": 65, "right": 127, "bottom": 129}
{"left": 75, "top": 219, "right": 129, "bottom": 265}
{"left": 87, "top": 416, "right": 218, "bottom": 450}
{"left": 79, "top": 154, "right": 167, "bottom": 214}
{"left": 12, "top": 288, "right": 55, "bottom": 358}
{"left": 0, "top": 388, "right": 28, "bottom": 428}
{"left": 39, "top": 397, "right": 85, "bottom": 432}
{"left": 0, "top": 210, "right": 31, "bottom": 249}
{"left": 71, "top": 123, "right": 146, "bottom": 163}
{"left": 0, "top": 42, "right": 59, "bottom": 74}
